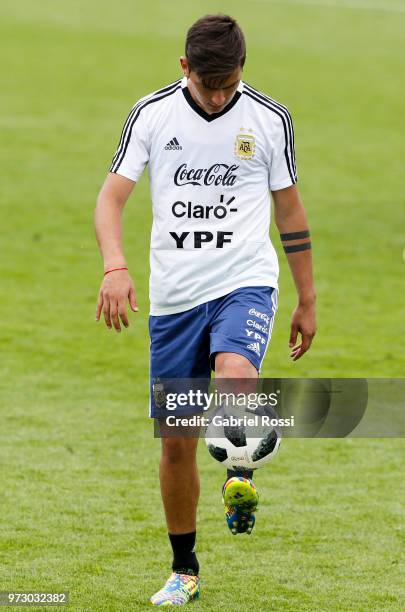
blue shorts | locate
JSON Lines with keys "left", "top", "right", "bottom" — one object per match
{"left": 149, "top": 286, "right": 278, "bottom": 418}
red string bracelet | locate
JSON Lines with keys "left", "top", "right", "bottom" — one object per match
{"left": 104, "top": 267, "right": 128, "bottom": 276}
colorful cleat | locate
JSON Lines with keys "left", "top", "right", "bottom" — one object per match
{"left": 222, "top": 476, "right": 259, "bottom": 535}
{"left": 150, "top": 572, "right": 200, "bottom": 606}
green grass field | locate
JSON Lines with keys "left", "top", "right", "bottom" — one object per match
{"left": 1, "top": 0, "right": 404, "bottom": 610}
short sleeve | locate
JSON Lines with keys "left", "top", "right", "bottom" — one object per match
{"left": 268, "top": 111, "right": 298, "bottom": 191}
{"left": 109, "top": 104, "right": 150, "bottom": 181}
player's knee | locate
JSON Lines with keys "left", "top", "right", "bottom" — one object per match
{"left": 161, "top": 437, "right": 197, "bottom": 465}
{"left": 215, "top": 353, "right": 257, "bottom": 378}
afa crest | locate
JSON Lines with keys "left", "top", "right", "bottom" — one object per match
{"left": 234, "top": 129, "right": 255, "bottom": 160}
{"left": 153, "top": 378, "right": 166, "bottom": 408}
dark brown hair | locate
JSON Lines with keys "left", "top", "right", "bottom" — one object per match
{"left": 185, "top": 14, "right": 246, "bottom": 85}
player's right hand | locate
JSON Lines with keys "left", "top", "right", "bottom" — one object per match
{"left": 95, "top": 269, "right": 138, "bottom": 332}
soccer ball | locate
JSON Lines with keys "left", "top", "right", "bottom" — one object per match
{"left": 204, "top": 405, "right": 281, "bottom": 470}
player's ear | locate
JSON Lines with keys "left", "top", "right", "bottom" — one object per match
{"left": 179, "top": 56, "right": 190, "bottom": 77}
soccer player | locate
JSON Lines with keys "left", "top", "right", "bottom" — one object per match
{"left": 95, "top": 14, "right": 316, "bottom": 606}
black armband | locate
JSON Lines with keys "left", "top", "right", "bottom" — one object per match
{"left": 280, "top": 230, "right": 310, "bottom": 241}
{"left": 283, "top": 242, "right": 312, "bottom": 253}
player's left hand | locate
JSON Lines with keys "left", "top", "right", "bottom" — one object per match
{"left": 289, "top": 300, "right": 316, "bottom": 361}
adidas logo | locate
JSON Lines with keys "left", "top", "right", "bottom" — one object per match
{"left": 164, "top": 137, "right": 182, "bottom": 151}
{"left": 247, "top": 342, "right": 260, "bottom": 356}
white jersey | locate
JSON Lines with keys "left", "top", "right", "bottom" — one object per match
{"left": 110, "top": 77, "right": 297, "bottom": 315}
